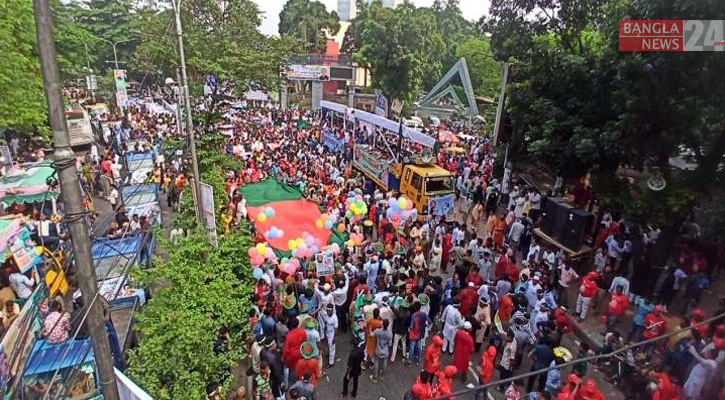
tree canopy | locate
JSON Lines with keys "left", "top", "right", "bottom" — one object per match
{"left": 279, "top": 0, "right": 340, "bottom": 54}
{"left": 0, "top": 0, "right": 49, "bottom": 137}
{"left": 486, "top": 0, "right": 725, "bottom": 230}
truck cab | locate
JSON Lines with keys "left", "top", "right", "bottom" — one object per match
{"left": 390, "top": 163, "right": 454, "bottom": 217}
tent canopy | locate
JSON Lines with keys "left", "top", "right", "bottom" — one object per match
{"left": 124, "top": 152, "right": 154, "bottom": 172}
{"left": 0, "top": 163, "right": 58, "bottom": 206}
{"left": 24, "top": 339, "right": 94, "bottom": 376}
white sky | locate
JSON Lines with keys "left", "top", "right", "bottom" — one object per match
{"left": 254, "top": 0, "right": 491, "bottom": 37}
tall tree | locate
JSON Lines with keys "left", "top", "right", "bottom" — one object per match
{"left": 357, "top": 2, "right": 443, "bottom": 104}
{"left": 0, "top": 0, "right": 48, "bottom": 138}
{"left": 279, "top": 0, "right": 340, "bottom": 54}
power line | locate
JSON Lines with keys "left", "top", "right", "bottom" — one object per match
{"left": 428, "top": 311, "right": 725, "bottom": 400}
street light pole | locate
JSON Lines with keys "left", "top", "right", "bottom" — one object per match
{"left": 172, "top": 0, "right": 204, "bottom": 225}
{"left": 98, "top": 37, "right": 130, "bottom": 70}
{"left": 32, "top": 1, "right": 120, "bottom": 399}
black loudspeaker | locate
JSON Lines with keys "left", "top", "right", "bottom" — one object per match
{"left": 541, "top": 197, "right": 564, "bottom": 235}
{"left": 551, "top": 202, "right": 573, "bottom": 241}
{"left": 562, "top": 208, "right": 595, "bottom": 251}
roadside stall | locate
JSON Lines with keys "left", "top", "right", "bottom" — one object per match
{"left": 123, "top": 152, "right": 154, "bottom": 185}
{"left": 0, "top": 163, "right": 59, "bottom": 215}
{"left": 21, "top": 339, "right": 99, "bottom": 400}
{"left": 92, "top": 236, "right": 150, "bottom": 302}
{"left": 121, "top": 184, "right": 161, "bottom": 225}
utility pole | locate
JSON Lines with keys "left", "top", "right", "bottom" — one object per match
{"left": 32, "top": 1, "right": 120, "bottom": 400}
{"left": 175, "top": 67, "right": 184, "bottom": 138}
{"left": 172, "top": 0, "right": 204, "bottom": 225}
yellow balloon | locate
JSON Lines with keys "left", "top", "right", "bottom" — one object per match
{"left": 315, "top": 219, "right": 324, "bottom": 229}
{"left": 288, "top": 240, "right": 298, "bottom": 250}
{"left": 255, "top": 243, "right": 267, "bottom": 255}
{"left": 258, "top": 213, "right": 267, "bottom": 223}
{"left": 399, "top": 198, "right": 408, "bottom": 209}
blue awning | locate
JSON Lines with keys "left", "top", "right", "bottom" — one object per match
{"left": 92, "top": 236, "right": 143, "bottom": 259}
{"left": 24, "top": 339, "right": 94, "bottom": 376}
{"left": 122, "top": 183, "right": 157, "bottom": 198}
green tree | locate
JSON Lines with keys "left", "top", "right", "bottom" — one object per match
{"left": 126, "top": 230, "right": 254, "bottom": 400}
{"left": 357, "top": 2, "right": 443, "bottom": 104}
{"left": 455, "top": 36, "right": 501, "bottom": 98}
{"left": 279, "top": 0, "right": 340, "bottom": 54}
{"left": 0, "top": 0, "right": 48, "bottom": 137}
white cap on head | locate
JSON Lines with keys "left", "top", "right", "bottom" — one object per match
{"left": 463, "top": 321, "right": 472, "bottom": 330}
{"left": 323, "top": 283, "right": 331, "bottom": 291}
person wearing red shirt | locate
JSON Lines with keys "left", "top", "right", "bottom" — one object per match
{"left": 651, "top": 371, "right": 682, "bottom": 400}
{"left": 434, "top": 365, "right": 457, "bottom": 398}
{"left": 498, "top": 294, "right": 514, "bottom": 327}
{"left": 605, "top": 286, "right": 630, "bottom": 331}
{"left": 575, "top": 272, "right": 599, "bottom": 320}
{"left": 452, "top": 322, "right": 474, "bottom": 383}
{"left": 459, "top": 282, "right": 478, "bottom": 317}
{"left": 643, "top": 305, "right": 667, "bottom": 340}
{"left": 294, "top": 341, "right": 321, "bottom": 386}
{"left": 576, "top": 379, "right": 605, "bottom": 400}
{"left": 423, "top": 335, "right": 444, "bottom": 375}
{"left": 690, "top": 309, "right": 708, "bottom": 339}
{"left": 100, "top": 157, "right": 112, "bottom": 176}
{"left": 465, "top": 266, "right": 484, "bottom": 289}
{"left": 479, "top": 345, "right": 497, "bottom": 384}
{"left": 282, "top": 318, "right": 307, "bottom": 375}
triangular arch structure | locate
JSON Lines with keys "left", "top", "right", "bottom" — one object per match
{"left": 418, "top": 58, "right": 478, "bottom": 117}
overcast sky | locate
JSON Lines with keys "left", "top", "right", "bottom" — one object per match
{"left": 253, "top": 0, "right": 491, "bottom": 37}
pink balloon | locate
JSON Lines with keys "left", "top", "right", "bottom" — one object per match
{"left": 247, "top": 248, "right": 256, "bottom": 258}
{"left": 331, "top": 243, "right": 340, "bottom": 254}
{"left": 250, "top": 255, "right": 264, "bottom": 266}
{"left": 284, "top": 263, "right": 298, "bottom": 275}
{"left": 265, "top": 248, "right": 275, "bottom": 258}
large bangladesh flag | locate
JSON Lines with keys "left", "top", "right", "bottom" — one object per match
{"left": 239, "top": 179, "right": 346, "bottom": 255}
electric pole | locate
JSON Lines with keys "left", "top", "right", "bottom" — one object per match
{"left": 172, "top": 0, "right": 204, "bottom": 225}
{"left": 32, "top": 1, "right": 120, "bottom": 399}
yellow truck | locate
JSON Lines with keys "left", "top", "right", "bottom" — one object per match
{"left": 353, "top": 145, "right": 456, "bottom": 217}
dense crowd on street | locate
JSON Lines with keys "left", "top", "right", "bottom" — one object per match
{"left": 23, "top": 94, "right": 722, "bottom": 400}
{"left": 182, "top": 100, "right": 725, "bottom": 400}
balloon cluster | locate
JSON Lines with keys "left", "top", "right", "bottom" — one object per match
{"left": 345, "top": 232, "right": 364, "bottom": 247}
{"left": 316, "top": 212, "right": 344, "bottom": 232}
{"left": 248, "top": 242, "right": 277, "bottom": 268}
{"left": 264, "top": 226, "right": 285, "bottom": 240}
{"left": 279, "top": 257, "right": 302, "bottom": 275}
{"left": 256, "top": 206, "right": 275, "bottom": 223}
{"left": 287, "top": 232, "right": 321, "bottom": 259}
{"left": 345, "top": 193, "right": 369, "bottom": 223}
{"left": 385, "top": 196, "right": 417, "bottom": 228}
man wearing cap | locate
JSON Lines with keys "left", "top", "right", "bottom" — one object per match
{"left": 605, "top": 285, "right": 629, "bottom": 332}
{"left": 364, "top": 255, "right": 381, "bottom": 293}
{"left": 289, "top": 374, "right": 315, "bottom": 400}
{"left": 390, "top": 297, "right": 411, "bottom": 363}
{"left": 295, "top": 341, "right": 321, "bottom": 387}
{"left": 473, "top": 297, "right": 491, "bottom": 351}
{"left": 314, "top": 281, "right": 334, "bottom": 333}
{"left": 460, "top": 282, "right": 478, "bottom": 318}
{"left": 441, "top": 296, "right": 464, "bottom": 353}
{"left": 452, "top": 321, "right": 474, "bottom": 383}
{"left": 435, "top": 365, "right": 457, "bottom": 398}
{"left": 319, "top": 303, "right": 339, "bottom": 368}
{"left": 575, "top": 271, "right": 599, "bottom": 320}
{"left": 526, "top": 275, "right": 543, "bottom": 312}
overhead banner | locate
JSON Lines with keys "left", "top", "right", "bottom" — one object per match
{"left": 323, "top": 131, "right": 345, "bottom": 153}
{"left": 285, "top": 65, "right": 330, "bottom": 81}
{"left": 8, "top": 228, "right": 42, "bottom": 273}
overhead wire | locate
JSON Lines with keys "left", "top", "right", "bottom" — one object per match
{"left": 428, "top": 310, "right": 725, "bottom": 400}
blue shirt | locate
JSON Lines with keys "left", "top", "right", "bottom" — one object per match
{"left": 632, "top": 299, "right": 654, "bottom": 326}
{"left": 545, "top": 362, "right": 561, "bottom": 394}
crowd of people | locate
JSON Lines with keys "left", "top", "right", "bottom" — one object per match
{"left": 198, "top": 101, "right": 725, "bottom": 400}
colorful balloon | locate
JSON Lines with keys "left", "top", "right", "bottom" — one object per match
{"left": 257, "top": 213, "right": 267, "bottom": 223}
{"left": 252, "top": 268, "right": 264, "bottom": 280}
